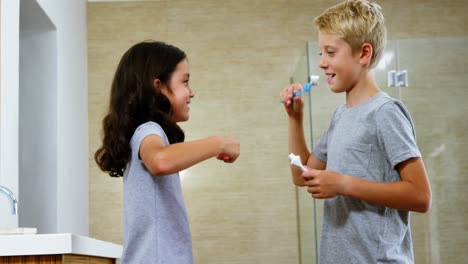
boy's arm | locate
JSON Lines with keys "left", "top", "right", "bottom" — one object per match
{"left": 344, "top": 157, "right": 431, "bottom": 213}
{"left": 305, "top": 157, "right": 431, "bottom": 213}
{"left": 288, "top": 116, "right": 326, "bottom": 186}
{"left": 140, "top": 135, "right": 240, "bottom": 176}
{"left": 281, "top": 83, "right": 326, "bottom": 186}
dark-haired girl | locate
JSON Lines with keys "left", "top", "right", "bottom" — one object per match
{"left": 95, "top": 41, "right": 240, "bottom": 263}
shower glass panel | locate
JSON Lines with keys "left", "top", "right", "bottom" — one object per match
{"left": 291, "top": 37, "right": 468, "bottom": 264}
{"left": 289, "top": 42, "right": 322, "bottom": 264}
{"left": 397, "top": 37, "right": 468, "bottom": 264}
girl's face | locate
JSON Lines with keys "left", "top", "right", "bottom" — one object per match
{"left": 161, "top": 59, "right": 194, "bottom": 122}
{"left": 318, "top": 31, "right": 362, "bottom": 93}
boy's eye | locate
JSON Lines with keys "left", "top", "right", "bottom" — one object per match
{"left": 319, "top": 51, "right": 335, "bottom": 56}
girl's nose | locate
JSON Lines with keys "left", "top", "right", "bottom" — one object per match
{"left": 189, "top": 87, "right": 195, "bottom": 98}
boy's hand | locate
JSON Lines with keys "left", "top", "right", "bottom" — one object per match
{"left": 279, "top": 83, "right": 304, "bottom": 117}
{"left": 302, "top": 169, "right": 348, "bottom": 199}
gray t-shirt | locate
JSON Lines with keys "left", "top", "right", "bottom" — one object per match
{"left": 313, "top": 92, "right": 421, "bottom": 264}
{"left": 121, "top": 121, "right": 193, "bottom": 264}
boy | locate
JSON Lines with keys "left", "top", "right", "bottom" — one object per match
{"left": 279, "top": 1, "right": 431, "bottom": 263}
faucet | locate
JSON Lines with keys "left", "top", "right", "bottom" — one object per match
{"left": 0, "top": 185, "right": 18, "bottom": 215}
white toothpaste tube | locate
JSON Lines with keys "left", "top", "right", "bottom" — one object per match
{"left": 288, "top": 153, "right": 307, "bottom": 172}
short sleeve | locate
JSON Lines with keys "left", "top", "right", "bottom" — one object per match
{"left": 376, "top": 101, "right": 421, "bottom": 168}
{"left": 131, "top": 122, "right": 169, "bottom": 160}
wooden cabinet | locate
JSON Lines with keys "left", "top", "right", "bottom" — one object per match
{"left": 0, "top": 234, "right": 122, "bottom": 264}
{"left": 0, "top": 254, "right": 116, "bottom": 264}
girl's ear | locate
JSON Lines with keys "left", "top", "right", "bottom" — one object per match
{"left": 153, "top": 79, "right": 162, "bottom": 91}
{"left": 154, "top": 79, "right": 170, "bottom": 98}
{"left": 154, "top": 78, "right": 169, "bottom": 93}
{"left": 360, "top": 43, "right": 373, "bottom": 67}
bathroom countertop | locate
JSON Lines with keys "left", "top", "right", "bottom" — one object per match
{"left": 0, "top": 233, "right": 122, "bottom": 258}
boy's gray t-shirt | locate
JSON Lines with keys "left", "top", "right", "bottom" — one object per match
{"left": 313, "top": 92, "right": 421, "bottom": 264}
{"left": 121, "top": 121, "right": 193, "bottom": 264}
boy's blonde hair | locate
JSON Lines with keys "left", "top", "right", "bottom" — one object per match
{"left": 314, "top": 0, "right": 386, "bottom": 69}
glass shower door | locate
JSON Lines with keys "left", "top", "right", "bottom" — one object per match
{"left": 397, "top": 37, "right": 468, "bottom": 264}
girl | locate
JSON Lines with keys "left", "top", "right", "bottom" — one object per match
{"left": 95, "top": 41, "right": 240, "bottom": 263}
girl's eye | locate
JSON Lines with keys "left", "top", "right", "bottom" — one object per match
{"left": 184, "top": 80, "right": 190, "bottom": 87}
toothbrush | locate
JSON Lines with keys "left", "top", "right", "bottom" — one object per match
{"left": 288, "top": 153, "right": 307, "bottom": 172}
{"left": 293, "top": 83, "right": 312, "bottom": 97}
{"left": 280, "top": 75, "right": 319, "bottom": 104}
{"left": 280, "top": 83, "right": 311, "bottom": 104}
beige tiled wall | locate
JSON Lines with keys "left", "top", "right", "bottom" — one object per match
{"left": 88, "top": 1, "right": 468, "bottom": 263}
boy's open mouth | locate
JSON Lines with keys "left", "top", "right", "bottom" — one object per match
{"left": 326, "top": 73, "right": 336, "bottom": 83}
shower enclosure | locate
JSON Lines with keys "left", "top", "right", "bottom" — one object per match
{"left": 291, "top": 37, "right": 468, "bottom": 264}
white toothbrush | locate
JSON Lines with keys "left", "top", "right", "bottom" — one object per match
{"left": 288, "top": 153, "right": 307, "bottom": 172}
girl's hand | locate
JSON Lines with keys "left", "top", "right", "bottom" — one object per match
{"left": 279, "top": 83, "right": 304, "bottom": 117}
{"left": 218, "top": 136, "right": 240, "bottom": 163}
{"left": 302, "top": 169, "right": 349, "bottom": 199}
{"left": 217, "top": 154, "right": 232, "bottom": 162}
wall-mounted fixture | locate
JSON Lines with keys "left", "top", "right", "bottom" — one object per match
{"left": 0, "top": 186, "right": 18, "bottom": 215}
{"left": 387, "top": 70, "right": 409, "bottom": 87}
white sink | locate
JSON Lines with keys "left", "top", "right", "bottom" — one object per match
{"left": 0, "top": 233, "right": 122, "bottom": 258}
{"left": 0, "top": 227, "right": 37, "bottom": 235}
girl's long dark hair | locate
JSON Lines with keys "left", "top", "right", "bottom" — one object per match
{"left": 95, "top": 41, "right": 186, "bottom": 177}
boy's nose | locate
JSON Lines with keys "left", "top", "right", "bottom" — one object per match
{"left": 319, "top": 57, "right": 327, "bottom": 69}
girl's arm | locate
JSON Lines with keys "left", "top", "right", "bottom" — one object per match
{"left": 140, "top": 135, "right": 239, "bottom": 176}
{"left": 304, "top": 157, "right": 431, "bottom": 213}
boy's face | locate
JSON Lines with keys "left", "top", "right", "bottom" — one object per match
{"left": 318, "top": 31, "right": 362, "bottom": 93}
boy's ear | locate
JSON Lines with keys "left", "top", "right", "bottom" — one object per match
{"left": 360, "top": 43, "right": 373, "bottom": 66}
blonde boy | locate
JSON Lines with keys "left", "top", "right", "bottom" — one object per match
{"left": 279, "top": 1, "right": 431, "bottom": 263}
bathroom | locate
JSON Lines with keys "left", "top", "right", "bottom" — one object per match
{"left": 1, "top": 0, "right": 468, "bottom": 263}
